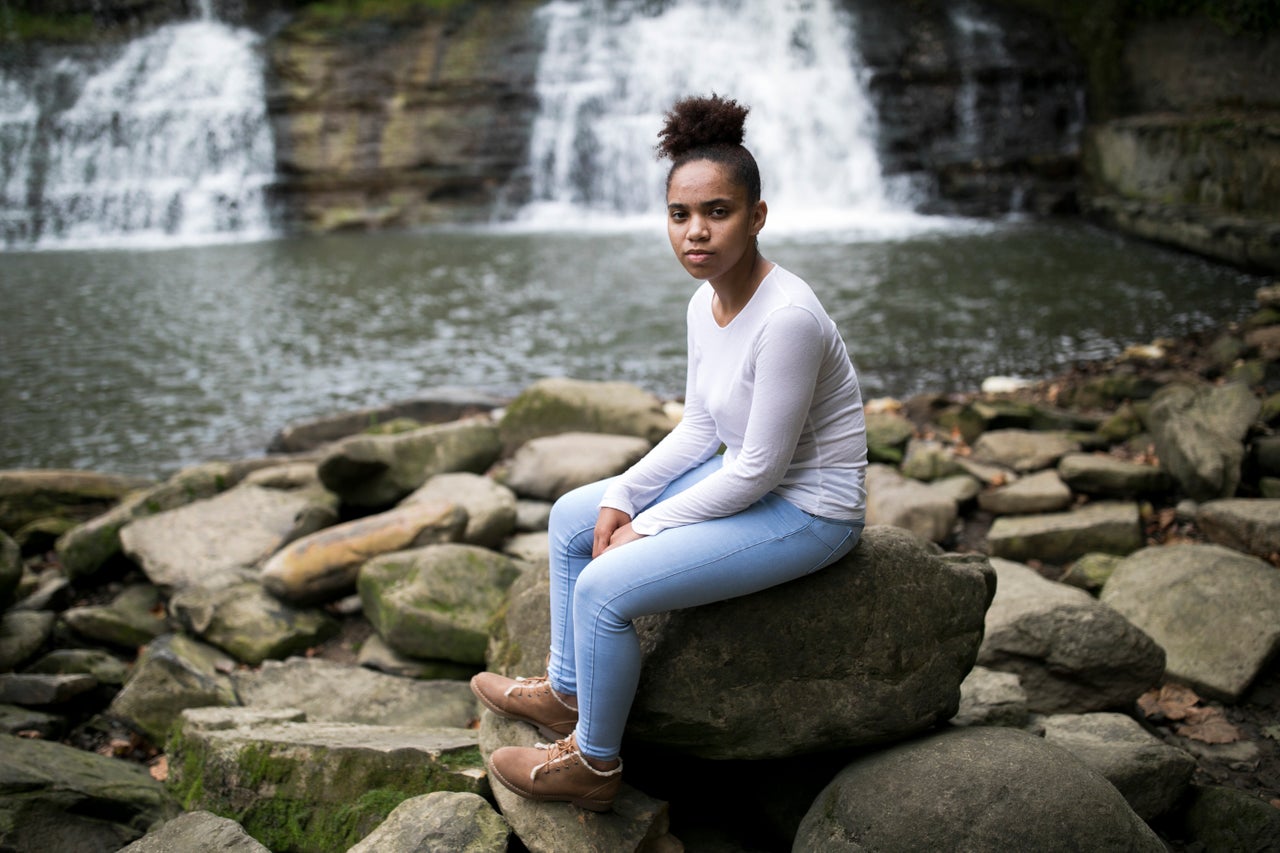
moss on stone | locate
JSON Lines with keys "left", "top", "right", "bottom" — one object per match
{"left": 0, "top": 11, "right": 96, "bottom": 41}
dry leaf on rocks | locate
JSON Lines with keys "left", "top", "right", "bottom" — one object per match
{"left": 149, "top": 755, "right": 168, "bottom": 782}
{"left": 1138, "top": 684, "right": 1241, "bottom": 744}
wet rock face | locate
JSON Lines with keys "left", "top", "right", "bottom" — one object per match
{"left": 848, "top": 0, "right": 1086, "bottom": 216}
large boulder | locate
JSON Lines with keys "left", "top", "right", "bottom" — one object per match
{"left": 978, "top": 558, "right": 1165, "bottom": 713}
{"left": 317, "top": 417, "right": 502, "bottom": 508}
{"left": 0, "top": 610, "right": 56, "bottom": 672}
{"left": 1100, "top": 543, "right": 1280, "bottom": 701}
{"left": 166, "top": 706, "right": 486, "bottom": 853}
{"left": 499, "top": 526, "right": 994, "bottom": 760}
{"left": 977, "top": 469, "right": 1073, "bottom": 515}
{"left": 0, "top": 733, "right": 178, "bottom": 853}
{"left": 496, "top": 378, "right": 675, "bottom": 453}
{"left": 0, "top": 531, "right": 20, "bottom": 609}
{"left": 119, "top": 483, "right": 338, "bottom": 593}
{"left": 793, "top": 727, "right": 1165, "bottom": 852}
{"left": 60, "top": 583, "right": 170, "bottom": 649}
{"left": 1146, "top": 381, "right": 1261, "bottom": 501}
{"left": 971, "top": 429, "right": 1080, "bottom": 472}
{"left": 359, "top": 543, "right": 521, "bottom": 665}
{"left": 260, "top": 499, "right": 466, "bottom": 604}
{"left": 1058, "top": 452, "right": 1172, "bottom": 497}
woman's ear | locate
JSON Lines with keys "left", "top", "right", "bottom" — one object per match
{"left": 750, "top": 200, "right": 768, "bottom": 236}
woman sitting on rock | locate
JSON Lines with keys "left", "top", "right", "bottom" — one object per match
{"left": 470, "top": 93, "right": 869, "bottom": 812}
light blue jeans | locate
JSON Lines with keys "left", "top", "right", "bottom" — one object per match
{"left": 545, "top": 455, "right": 864, "bottom": 761}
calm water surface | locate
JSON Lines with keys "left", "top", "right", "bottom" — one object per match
{"left": 1, "top": 220, "right": 1264, "bottom": 476}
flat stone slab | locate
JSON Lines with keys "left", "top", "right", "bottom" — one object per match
{"left": 168, "top": 706, "right": 485, "bottom": 853}
{"left": 988, "top": 501, "right": 1144, "bottom": 565}
{"left": 1195, "top": 498, "right": 1280, "bottom": 559}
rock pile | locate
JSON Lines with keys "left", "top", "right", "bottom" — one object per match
{"left": 1, "top": 286, "right": 1278, "bottom": 852}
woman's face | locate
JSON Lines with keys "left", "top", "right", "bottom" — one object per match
{"left": 666, "top": 159, "right": 766, "bottom": 283}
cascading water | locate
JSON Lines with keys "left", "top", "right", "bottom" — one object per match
{"left": 0, "top": 3, "right": 276, "bottom": 250}
{"left": 518, "top": 0, "right": 907, "bottom": 230}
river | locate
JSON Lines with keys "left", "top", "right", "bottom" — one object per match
{"left": 0, "top": 218, "right": 1264, "bottom": 477}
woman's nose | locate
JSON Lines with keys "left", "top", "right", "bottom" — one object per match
{"left": 688, "top": 215, "right": 710, "bottom": 240}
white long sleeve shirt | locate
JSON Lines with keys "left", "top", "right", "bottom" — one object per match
{"left": 600, "top": 265, "right": 867, "bottom": 535}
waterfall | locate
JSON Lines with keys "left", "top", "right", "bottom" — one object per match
{"left": 517, "top": 0, "right": 903, "bottom": 230}
{"left": 0, "top": 9, "right": 276, "bottom": 250}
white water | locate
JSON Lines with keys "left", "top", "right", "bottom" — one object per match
{"left": 0, "top": 11, "right": 276, "bottom": 250}
{"left": 516, "top": 0, "right": 939, "bottom": 237}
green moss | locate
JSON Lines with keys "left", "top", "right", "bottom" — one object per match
{"left": 292, "top": 0, "right": 467, "bottom": 27}
{"left": 0, "top": 11, "right": 96, "bottom": 42}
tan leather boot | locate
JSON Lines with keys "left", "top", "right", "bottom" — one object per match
{"left": 487, "top": 733, "right": 622, "bottom": 812}
{"left": 470, "top": 671, "right": 578, "bottom": 740}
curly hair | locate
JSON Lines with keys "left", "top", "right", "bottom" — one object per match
{"left": 657, "top": 94, "right": 761, "bottom": 205}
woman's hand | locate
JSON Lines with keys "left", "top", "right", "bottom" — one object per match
{"left": 592, "top": 508, "right": 646, "bottom": 557}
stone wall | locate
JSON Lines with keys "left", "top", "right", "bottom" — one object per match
{"left": 264, "top": 0, "right": 545, "bottom": 232}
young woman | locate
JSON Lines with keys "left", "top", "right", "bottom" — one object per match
{"left": 471, "top": 94, "right": 868, "bottom": 812}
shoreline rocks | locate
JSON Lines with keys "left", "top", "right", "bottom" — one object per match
{"left": 0, "top": 285, "right": 1277, "bottom": 850}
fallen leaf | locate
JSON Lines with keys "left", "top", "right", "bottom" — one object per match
{"left": 1176, "top": 712, "right": 1241, "bottom": 744}
{"left": 1138, "top": 683, "right": 1201, "bottom": 721}
{"left": 149, "top": 756, "right": 168, "bottom": 782}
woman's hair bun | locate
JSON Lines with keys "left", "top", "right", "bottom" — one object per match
{"left": 656, "top": 94, "right": 749, "bottom": 160}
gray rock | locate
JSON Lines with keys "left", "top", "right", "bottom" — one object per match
{"left": 0, "top": 702, "right": 65, "bottom": 738}
{"left": 169, "top": 582, "right": 340, "bottom": 665}
{"left": 1195, "top": 498, "right": 1280, "bottom": 559}
{"left": 402, "top": 472, "right": 517, "bottom": 549}
{"left": 0, "top": 672, "right": 97, "bottom": 705}
{"left": 628, "top": 528, "right": 995, "bottom": 759}
{"left": 929, "top": 473, "right": 983, "bottom": 506}
{"left": 167, "top": 706, "right": 485, "bottom": 853}
{"left": 318, "top": 417, "right": 502, "bottom": 508}
{"left": 233, "top": 657, "right": 478, "bottom": 728}
{"left": 60, "top": 583, "right": 170, "bottom": 649}
{"left": 515, "top": 499, "right": 552, "bottom": 532}
{"left": 356, "top": 633, "right": 481, "bottom": 680}
{"left": 0, "top": 609, "right": 55, "bottom": 671}
{"left": 478, "top": 712, "right": 674, "bottom": 853}
{"left": 0, "top": 732, "right": 178, "bottom": 853}
{"left": 1041, "top": 711, "right": 1196, "bottom": 820}
{"left": 971, "top": 428, "right": 1080, "bottom": 472}
{"left": 979, "top": 558, "right": 1165, "bottom": 713}
{"left": 899, "top": 438, "right": 965, "bottom": 482}
{"left": 865, "top": 464, "right": 958, "bottom": 542}
{"left": 0, "top": 469, "right": 151, "bottom": 535}
{"left": 498, "top": 431, "right": 650, "bottom": 501}
{"left": 1060, "top": 552, "right": 1124, "bottom": 593}
{"left": 118, "top": 811, "right": 270, "bottom": 853}
{"left": 1100, "top": 543, "right": 1280, "bottom": 701}
{"left": 950, "top": 665, "right": 1028, "bottom": 727}
{"left": 502, "top": 530, "right": 550, "bottom": 568}
{"left": 24, "top": 649, "right": 129, "bottom": 686}
{"left": 987, "top": 500, "right": 1144, "bottom": 565}
{"left": 485, "top": 551, "right": 554, "bottom": 678}
{"left": 268, "top": 390, "right": 506, "bottom": 454}
{"left": 120, "top": 483, "right": 338, "bottom": 593}
{"left": 1177, "top": 784, "right": 1280, "bottom": 853}
{"left": 793, "top": 727, "right": 1165, "bottom": 852}
{"left": 107, "top": 634, "right": 238, "bottom": 743}
{"left": 56, "top": 462, "right": 243, "bottom": 581}
{"left": 977, "top": 469, "right": 1073, "bottom": 515}
{"left": 359, "top": 543, "right": 521, "bottom": 665}
{"left": 1147, "top": 381, "right": 1260, "bottom": 501}
{"left": 865, "top": 410, "right": 916, "bottom": 464}
{"left": 496, "top": 377, "right": 674, "bottom": 454}
{"left": 261, "top": 499, "right": 467, "bottom": 604}
{"left": 345, "top": 791, "right": 509, "bottom": 853}
{"left": 1058, "top": 452, "right": 1172, "bottom": 497}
